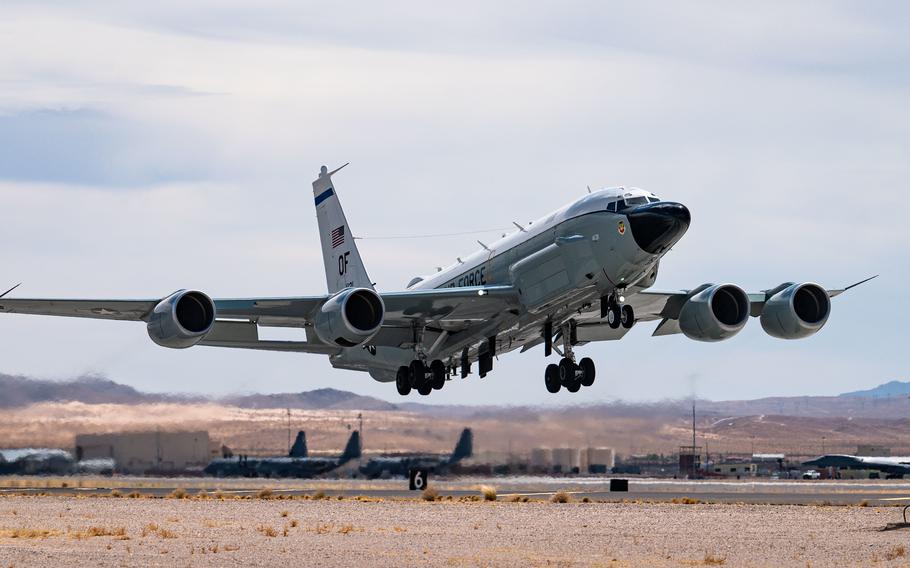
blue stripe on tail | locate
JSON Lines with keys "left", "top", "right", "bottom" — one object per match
{"left": 314, "top": 187, "right": 335, "bottom": 206}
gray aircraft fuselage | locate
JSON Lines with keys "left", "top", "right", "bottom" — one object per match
{"left": 333, "top": 187, "right": 689, "bottom": 381}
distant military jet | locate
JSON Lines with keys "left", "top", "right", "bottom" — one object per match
{"left": 359, "top": 428, "right": 473, "bottom": 479}
{"left": 0, "top": 165, "right": 875, "bottom": 397}
{"left": 204, "top": 430, "right": 360, "bottom": 478}
{"left": 803, "top": 454, "right": 910, "bottom": 477}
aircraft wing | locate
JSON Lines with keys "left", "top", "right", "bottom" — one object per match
{"left": 633, "top": 276, "right": 877, "bottom": 337}
{"left": 0, "top": 298, "right": 159, "bottom": 321}
{"left": 0, "top": 286, "right": 521, "bottom": 350}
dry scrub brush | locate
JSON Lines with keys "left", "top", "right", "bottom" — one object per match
{"left": 551, "top": 491, "right": 571, "bottom": 503}
{"left": 479, "top": 485, "right": 497, "bottom": 501}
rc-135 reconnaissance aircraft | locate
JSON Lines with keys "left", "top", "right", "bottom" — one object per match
{"left": 0, "top": 165, "right": 874, "bottom": 397}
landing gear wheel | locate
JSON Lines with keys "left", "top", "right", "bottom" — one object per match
{"left": 430, "top": 360, "right": 446, "bottom": 390}
{"left": 396, "top": 366, "right": 412, "bottom": 396}
{"left": 579, "top": 357, "right": 596, "bottom": 387}
{"left": 566, "top": 378, "right": 581, "bottom": 393}
{"left": 409, "top": 359, "right": 426, "bottom": 388}
{"left": 558, "top": 358, "right": 576, "bottom": 385}
{"left": 621, "top": 304, "right": 635, "bottom": 329}
{"left": 417, "top": 383, "right": 432, "bottom": 396}
{"left": 545, "top": 364, "right": 561, "bottom": 393}
{"left": 607, "top": 304, "right": 621, "bottom": 329}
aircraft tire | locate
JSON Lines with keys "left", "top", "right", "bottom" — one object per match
{"left": 579, "top": 357, "right": 596, "bottom": 387}
{"left": 396, "top": 366, "right": 412, "bottom": 396}
{"left": 621, "top": 304, "right": 634, "bottom": 329}
{"left": 558, "top": 358, "right": 576, "bottom": 385}
{"left": 607, "top": 305, "right": 621, "bottom": 329}
{"left": 545, "top": 363, "right": 561, "bottom": 393}
{"left": 566, "top": 379, "right": 581, "bottom": 393}
{"left": 417, "top": 383, "right": 433, "bottom": 396}
{"left": 430, "top": 360, "right": 446, "bottom": 390}
{"left": 409, "top": 359, "right": 426, "bottom": 388}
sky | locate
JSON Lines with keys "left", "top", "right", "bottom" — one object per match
{"left": 0, "top": 1, "right": 907, "bottom": 404}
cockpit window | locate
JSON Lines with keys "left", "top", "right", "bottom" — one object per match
{"left": 606, "top": 201, "right": 616, "bottom": 212}
{"left": 625, "top": 196, "right": 649, "bottom": 207}
{"left": 648, "top": 197, "right": 660, "bottom": 203}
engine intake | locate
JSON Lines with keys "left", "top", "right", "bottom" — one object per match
{"left": 760, "top": 282, "right": 830, "bottom": 339}
{"left": 678, "top": 283, "right": 750, "bottom": 342}
{"left": 314, "top": 288, "right": 384, "bottom": 348}
{"left": 147, "top": 290, "right": 216, "bottom": 349}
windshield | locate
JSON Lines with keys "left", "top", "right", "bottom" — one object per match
{"left": 613, "top": 195, "right": 650, "bottom": 212}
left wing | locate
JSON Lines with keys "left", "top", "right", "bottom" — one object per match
{"left": 631, "top": 276, "right": 878, "bottom": 337}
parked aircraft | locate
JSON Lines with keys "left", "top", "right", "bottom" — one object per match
{"left": 359, "top": 427, "right": 472, "bottom": 479}
{"left": 0, "top": 165, "right": 875, "bottom": 396}
{"left": 204, "top": 430, "right": 360, "bottom": 478}
{"left": 803, "top": 454, "right": 910, "bottom": 477}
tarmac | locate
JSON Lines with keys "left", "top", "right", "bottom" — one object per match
{"left": 4, "top": 475, "right": 910, "bottom": 505}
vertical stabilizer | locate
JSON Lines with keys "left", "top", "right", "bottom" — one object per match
{"left": 339, "top": 430, "right": 362, "bottom": 463}
{"left": 313, "top": 164, "right": 373, "bottom": 293}
{"left": 289, "top": 431, "right": 308, "bottom": 458}
{"left": 449, "top": 428, "right": 473, "bottom": 463}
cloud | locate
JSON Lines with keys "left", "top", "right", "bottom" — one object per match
{"left": 0, "top": 1, "right": 905, "bottom": 403}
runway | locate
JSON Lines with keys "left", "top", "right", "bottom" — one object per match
{"left": 4, "top": 476, "right": 910, "bottom": 505}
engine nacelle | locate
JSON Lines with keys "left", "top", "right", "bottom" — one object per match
{"left": 313, "top": 288, "right": 384, "bottom": 348}
{"left": 146, "top": 290, "right": 216, "bottom": 349}
{"left": 760, "top": 282, "right": 830, "bottom": 339}
{"left": 678, "top": 283, "right": 750, "bottom": 342}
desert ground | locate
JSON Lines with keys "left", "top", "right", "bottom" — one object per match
{"left": 1, "top": 493, "right": 909, "bottom": 567}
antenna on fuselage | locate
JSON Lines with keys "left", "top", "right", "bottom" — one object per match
{"left": 512, "top": 222, "right": 527, "bottom": 233}
{"left": 587, "top": 185, "right": 592, "bottom": 194}
{"left": 477, "top": 241, "right": 491, "bottom": 252}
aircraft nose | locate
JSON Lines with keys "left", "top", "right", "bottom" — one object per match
{"left": 625, "top": 201, "right": 691, "bottom": 254}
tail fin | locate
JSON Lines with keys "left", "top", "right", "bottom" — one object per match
{"left": 312, "top": 164, "right": 373, "bottom": 293}
{"left": 448, "top": 428, "right": 473, "bottom": 463}
{"left": 339, "top": 430, "right": 362, "bottom": 463}
{"left": 288, "top": 431, "right": 308, "bottom": 458}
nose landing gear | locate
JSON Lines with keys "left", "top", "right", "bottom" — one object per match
{"left": 604, "top": 294, "right": 635, "bottom": 330}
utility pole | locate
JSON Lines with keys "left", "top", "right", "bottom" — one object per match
{"left": 692, "top": 401, "right": 697, "bottom": 479}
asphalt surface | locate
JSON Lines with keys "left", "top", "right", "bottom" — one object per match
{"left": 4, "top": 476, "right": 910, "bottom": 505}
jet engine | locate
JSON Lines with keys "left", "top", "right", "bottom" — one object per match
{"left": 313, "top": 288, "right": 384, "bottom": 348}
{"left": 146, "top": 290, "right": 216, "bottom": 349}
{"left": 678, "top": 284, "right": 750, "bottom": 342}
{"left": 760, "top": 282, "right": 830, "bottom": 339}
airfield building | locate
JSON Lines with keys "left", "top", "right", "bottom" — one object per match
{"left": 75, "top": 431, "right": 217, "bottom": 474}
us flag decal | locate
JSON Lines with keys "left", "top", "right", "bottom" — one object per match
{"left": 331, "top": 225, "right": 345, "bottom": 248}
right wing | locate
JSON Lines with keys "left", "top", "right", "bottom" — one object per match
{"left": 0, "top": 285, "right": 521, "bottom": 351}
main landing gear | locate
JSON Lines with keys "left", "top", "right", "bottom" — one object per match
{"left": 544, "top": 356, "right": 596, "bottom": 394}
{"left": 396, "top": 358, "right": 447, "bottom": 397}
{"left": 543, "top": 321, "right": 598, "bottom": 394}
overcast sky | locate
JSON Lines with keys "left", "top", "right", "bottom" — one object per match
{"left": 0, "top": 1, "right": 906, "bottom": 404}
